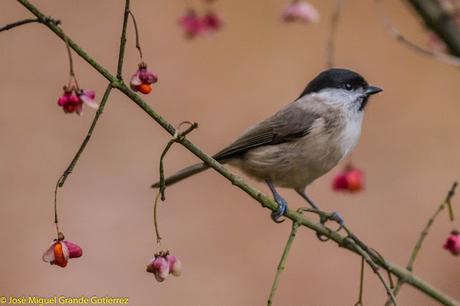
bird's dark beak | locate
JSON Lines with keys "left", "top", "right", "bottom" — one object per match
{"left": 366, "top": 86, "right": 383, "bottom": 96}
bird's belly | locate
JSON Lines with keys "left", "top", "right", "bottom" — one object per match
{"left": 233, "top": 138, "right": 340, "bottom": 188}
{"left": 232, "top": 119, "right": 362, "bottom": 189}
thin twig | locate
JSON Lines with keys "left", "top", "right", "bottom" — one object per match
{"left": 341, "top": 237, "right": 398, "bottom": 306}
{"left": 154, "top": 121, "right": 198, "bottom": 243}
{"left": 299, "top": 207, "right": 396, "bottom": 305}
{"left": 64, "top": 35, "right": 75, "bottom": 79}
{"left": 407, "top": 182, "right": 458, "bottom": 271}
{"left": 354, "top": 257, "right": 365, "bottom": 306}
{"left": 117, "top": 0, "right": 131, "bottom": 79}
{"left": 53, "top": 175, "right": 63, "bottom": 237}
{"left": 388, "top": 270, "right": 395, "bottom": 289}
{"left": 326, "top": 0, "right": 343, "bottom": 68}
{"left": 446, "top": 182, "right": 457, "bottom": 221}
{"left": 13, "top": 2, "right": 460, "bottom": 305}
{"left": 385, "top": 182, "right": 458, "bottom": 306}
{"left": 159, "top": 121, "right": 198, "bottom": 200}
{"left": 376, "top": 271, "right": 397, "bottom": 306}
{"left": 58, "top": 85, "right": 113, "bottom": 187}
{"left": 159, "top": 140, "right": 175, "bottom": 201}
{"left": 153, "top": 191, "right": 162, "bottom": 243}
{"left": 375, "top": 0, "right": 460, "bottom": 67}
{"left": 128, "top": 10, "right": 143, "bottom": 60}
{"left": 267, "top": 222, "right": 300, "bottom": 306}
{"left": 344, "top": 226, "right": 389, "bottom": 269}
{"left": 0, "top": 18, "right": 39, "bottom": 32}
{"left": 57, "top": 0, "right": 131, "bottom": 188}
{"left": 52, "top": 0, "right": 130, "bottom": 235}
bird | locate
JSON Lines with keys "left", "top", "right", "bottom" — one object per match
{"left": 152, "top": 68, "right": 382, "bottom": 223}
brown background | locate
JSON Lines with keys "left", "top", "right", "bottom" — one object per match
{"left": 1, "top": 0, "right": 460, "bottom": 305}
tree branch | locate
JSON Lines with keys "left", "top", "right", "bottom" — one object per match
{"left": 267, "top": 221, "right": 300, "bottom": 306}
{"left": 385, "top": 182, "right": 458, "bottom": 306}
{"left": 376, "top": 0, "right": 460, "bottom": 67}
{"left": 117, "top": 0, "right": 130, "bottom": 79}
{"left": 58, "top": 85, "right": 112, "bottom": 187}
{"left": 406, "top": 0, "right": 460, "bottom": 57}
{"left": 0, "top": 17, "right": 39, "bottom": 32}
{"left": 11, "top": 1, "right": 460, "bottom": 305}
{"left": 354, "top": 257, "right": 365, "bottom": 306}
{"left": 57, "top": 0, "right": 130, "bottom": 188}
{"left": 154, "top": 121, "right": 199, "bottom": 244}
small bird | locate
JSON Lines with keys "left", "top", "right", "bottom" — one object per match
{"left": 152, "top": 68, "right": 382, "bottom": 223}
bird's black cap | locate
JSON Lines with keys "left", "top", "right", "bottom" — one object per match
{"left": 297, "top": 68, "right": 369, "bottom": 99}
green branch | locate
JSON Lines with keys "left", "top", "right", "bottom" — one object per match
{"left": 10, "top": 1, "right": 460, "bottom": 305}
{"left": 0, "top": 17, "right": 39, "bottom": 32}
{"left": 354, "top": 257, "right": 365, "bottom": 306}
{"left": 57, "top": 0, "right": 130, "bottom": 188}
{"left": 385, "top": 182, "right": 458, "bottom": 306}
{"left": 117, "top": 0, "right": 130, "bottom": 79}
{"left": 267, "top": 222, "right": 300, "bottom": 306}
{"left": 58, "top": 85, "right": 112, "bottom": 187}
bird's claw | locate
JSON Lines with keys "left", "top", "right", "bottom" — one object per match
{"left": 330, "top": 212, "right": 345, "bottom": 226}
{"left": 271, "top": 194, "right": 288, "bottom": 223}
{"left": 320, "top": 211, "right": 344, "bottom": 226}
{"left": 315, "top": 212, "right": 344, "bottom": 241}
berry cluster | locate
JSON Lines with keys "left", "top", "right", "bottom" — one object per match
{"left": 179, "top": 0, "right": 223, "bottom": 39}
{"left": 130, "top": 62, "right": 158, "bottom": 94}
{"left": 42, "top": 233, "right": 83, "bottom": 268}
{"left": 444, "top": 230, "right": 460, "bottom": 256}
{"left": 57, "top": 86, "right": 97, "bottom": 115}
{"left": 332, "top": 164, "right": 364, "bottom": 193}
{"left": 146, "top": 251, "right": 182, "bottom": 282}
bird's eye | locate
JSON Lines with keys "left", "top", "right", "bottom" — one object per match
{"left": 345, "top": 83, "right": 353, "bottom": 91}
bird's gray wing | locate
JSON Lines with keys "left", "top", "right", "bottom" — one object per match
{"left": 213, "top": 103, "right": 320, "bottom": 161}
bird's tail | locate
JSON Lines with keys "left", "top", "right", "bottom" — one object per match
{"left": 151, "top": 163, "right": 210, "bottom": 188}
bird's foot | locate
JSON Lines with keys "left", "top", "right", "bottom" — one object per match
{"left": 298, "top": 207, "right": 344, "bottom": 227}
{"left": 297, "top": 207, "right": 344, "bottom": 241}
{"left": 315, "top": 212, "right": 344, "bottom": 241}
{"left": 320, "top": 211, "right": 344, "bottom": 227}
{"left": 270, "top": 193, "right": 288, "bottom": 223}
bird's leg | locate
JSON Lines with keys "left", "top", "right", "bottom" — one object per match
{"left": 294, "top": 189, "right": 319, "bottom": 210}
{"left": 295, "top": 188, "right": 344, "bottom": 226}
{"left": 265, "top": 179, "right": 288, "bottom": 223}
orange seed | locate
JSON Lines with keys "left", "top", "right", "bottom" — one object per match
{"left": 53, "top": 243, "right": 67, "bottom": 268}
{"left": 138, "top": 83, "right": 153, "bottom": 94}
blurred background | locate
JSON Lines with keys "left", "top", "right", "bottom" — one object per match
{"left": 1, "top": 0, "right": 460, "bottom": 305}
